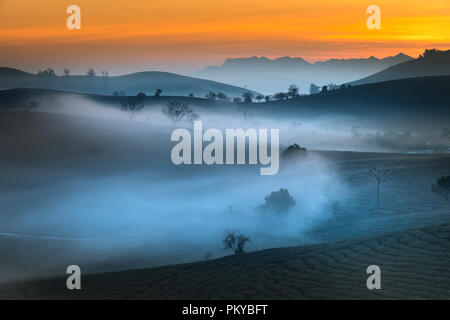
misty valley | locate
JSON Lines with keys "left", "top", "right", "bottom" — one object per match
{"left": 0, "top": 49, "right": 449, "bottom": 299}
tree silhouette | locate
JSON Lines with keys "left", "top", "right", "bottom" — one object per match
{"left": 273, "top": 92, "right": 288, "bottom": 100}
{"left": 321, "top": 85, "right": 328, "bottom": 93}
{"left": 205, "top": 91, "right": 217, "bottom": 101}
{"left": 122, "top": 92, "right": 146, "bottom": 116}
{"left": 242, "top": 91, "right": 254, "bottom": 103}
{"left": 154, "top": 88, "right": 163, "bottom": 97}
{"left": 161, "top": 100, "right": 193, "bottom": 124}
{"left": 265, "top": 95, "right": 271, "bottom": 102}
{"left": 369, "top": 166, "right": 389, "bottom": 208}
{"left": 255, "top": 94, "right": 265, "bottom": 102}
{"left": 86, "top": 68, "right": 96, "bottom": 77}
{"left": 223, "top": 231, "right": 250, "bottom": 254}
{"left": 217, "top": 92, "right": 228, "bottom": 101}
{"left": 38, "top": 68, "right": 56, "bottom": 77}
{"left": 63, "top": 68, "right": 71, "bottom": 77}
{"left": 262, "top": 188, "right": 296, "bottom": 214}
{"left": 288, "top": 84, "right": 299, "bottom": 99}
{"left": 232, "top": 97, "right": 242, "bottom": 104}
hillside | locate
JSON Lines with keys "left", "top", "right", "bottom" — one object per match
{"left": 0, "top": 68, "right": 256, "bottom": 97}
{"left": 0, "top": 88, "right": 232, "bottom": 111}
{"left": 195, "top": 54, "right": 413, "bottom": 93}
{"left": 261, "top": 75, "right": 450, "bottom": 117}
{"left": 350, "top": 49, "right": 450, "bottom": 86}
{"left": 2, "top": 223, "right": 449, "bottom": 299}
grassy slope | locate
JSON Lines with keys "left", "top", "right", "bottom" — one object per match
{"left": 0, "top": 68, "right": 257, "bottom": 97}
{"left": 349, "top": 50, "right": 450, "bottom": 86}
{"left": 2, "top": 75, "right": 450, "bottom": 116}
{"left": 253, "top": 76, "right": 450, "bottom": 118}
{"left": 2, "top": 222, "right": 449, "bottom": 299}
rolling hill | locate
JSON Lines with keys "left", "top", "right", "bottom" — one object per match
{"left": 350, "top": 49, "right": 450, "bottom": 86}
{"left": 0, "top": 67, "right": 257, "bottom": 97}
{"left": 260, "top": 75, "right": 450, "bottom": 117}
{"left": 1, "top": 223, "right": 448, "bottom": 299}
{"left": 1, "top": 75, "right": 449, "bottom": 119}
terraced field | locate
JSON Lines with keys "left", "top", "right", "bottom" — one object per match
{"left": 2, "top": 223, "right": 449, "bottom": 299}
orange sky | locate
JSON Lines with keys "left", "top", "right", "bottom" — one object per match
{"left": 0, "top": 0, "right": 449, "bottom": 74}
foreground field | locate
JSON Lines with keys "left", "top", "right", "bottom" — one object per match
{"left": 1, "top": 223, "right": 449, "bottom": 299}
{"left": 0, "top": 111, "right": 449, "bottom": 285}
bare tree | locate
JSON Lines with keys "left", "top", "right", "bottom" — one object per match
{"left": 369, "top": 166, "right": 389, "bottom": 208}
{"left": 161, "top": 100, "right": 193, "bottom": 124}
{"left": 121, "top": 92, "right": 146, "bottom": 116}
{"left": 223, "top": 231, "right": 250, "bottom": 255}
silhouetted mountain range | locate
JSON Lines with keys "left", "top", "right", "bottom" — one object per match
{"left": 194, "top": 53, "right": 413, "bottom": 93}
{"left": 349, "top": 49, "right": 450, "bottom": 86}
{"left": 0, "top": 68, "right": 257, "bottom": 97}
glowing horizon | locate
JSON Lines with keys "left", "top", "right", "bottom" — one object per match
{"left": 0, "top": 0, "right": 449, "bottom": 75}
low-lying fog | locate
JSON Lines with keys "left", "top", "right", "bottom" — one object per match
{"left": 0, "top": 96, "right": 449, "bottom": 282}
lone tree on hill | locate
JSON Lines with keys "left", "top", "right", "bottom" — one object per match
{"left": 369, "top": 166, "right": 389, "bottom": 208}
{"left": 262, "top": 188, "right": 296, "bottom": 214}
{"left": 282, "top": 143, "right": 307, "bottom": 159}
{"left": 154, "top": 88, "right": 163, "bottom": 97}
{"left": 223, "top": 231, "right": 250, "bottom": 255}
